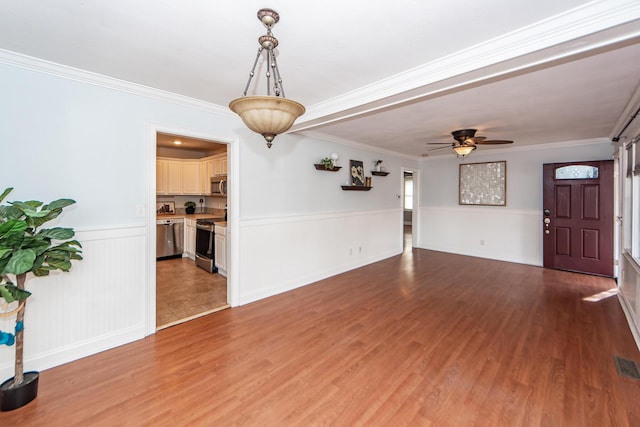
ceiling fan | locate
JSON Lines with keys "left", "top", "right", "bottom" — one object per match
{"left": 427, "top": 129, "right": 513, "bottom": 157}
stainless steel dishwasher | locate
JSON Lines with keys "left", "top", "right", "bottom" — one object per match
{"left": 156, "top": 218, "right": 184, "bottom": 259}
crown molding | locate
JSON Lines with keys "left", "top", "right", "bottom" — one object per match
{"left": 0, "top": 49, "right": 233, "bottom": 116}
{"left": 292, "top": 0, "right": 640, "bottom": 132}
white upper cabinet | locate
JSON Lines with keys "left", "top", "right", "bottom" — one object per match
{"left": 181, "top": 162, "right": 201, "bottom": 195}
{"left": 157, "top": 154, "right": 226, "bottom": 195}
{"left": 156, "top": 160, "right": 168, "bottom": 194}
{"left": 166, "top": 161, "right": 183, "bottom": 194}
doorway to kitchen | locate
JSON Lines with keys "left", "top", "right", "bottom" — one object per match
{"left": 155, "top": 132, "right": 230, "bottom": 329}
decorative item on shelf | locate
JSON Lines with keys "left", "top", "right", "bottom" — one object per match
{"left": 372, "top": 160, "right": 389, "bottom": 175}
{"left": 156, "top": 201, "right": 175, "bottom": 214}
{"left": 228, "top": 8, "right": 305, "bottom": 148}
{"left": 0, "top": 187, "right": 83, "bottom": 411}
{"left": 184, "top": 201, "right": 196, "bottom": 214}
{"left": 350, "top": 160, "right": 365, "bottom": 186}
{"left": 315, "top": 152, "right": 341, "bottom": 171}
{"left": 365, "top": 177, "right": 372, "bottom": 187}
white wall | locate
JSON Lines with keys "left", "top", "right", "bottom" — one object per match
{"left": 0, "top": 55, "right": 416, "bottom": 379}
{"left": 418, "top": 140, "right": 615, "bottom": 265}
{"left": 234, "top": 130, "right": 417, "bottom": 304}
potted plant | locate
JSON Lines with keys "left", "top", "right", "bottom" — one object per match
{"left": 0, "top": 187, "right": 82, "bottom": 411}
{"left": 316, "top": 153, "right": 340, "bottom": 171}
{"left": 374, "top": 160, "right": 383, "bottom": 172}
{"left": 320, "top": 157, "right": 335, "bottom": 170}
{"left": 184, "top": 201, "right": 197, "bottom": 214}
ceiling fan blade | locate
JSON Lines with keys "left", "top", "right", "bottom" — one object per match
{"left": 475, "top": 139, "right": 513, "bottom": 145}
{"left": 428, "top": 146, "right": 451, "bottom": 151}
{"left": 425, "top": 142, "right": 452, "bottom": 145}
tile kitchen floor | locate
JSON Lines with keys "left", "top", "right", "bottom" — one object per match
{"left": 156, "top": 257, "right": 229, "bottom": 330}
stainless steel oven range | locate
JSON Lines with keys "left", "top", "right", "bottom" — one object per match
{"left": 195, "top": 218, "right": 222, "bottom": 273}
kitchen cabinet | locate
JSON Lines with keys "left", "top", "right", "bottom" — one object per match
{"left": 181, "top": 162, "right": 201, "bottom": 195}
{"left": 156, "top": 160, "right": 168, "bottom": 194}
{"left": 184, "top": 218, "right": 197, "bottom": 260}
{"left": 215, "top": 224, "right": 226, "bottom": 277}
{"left": 200, "top": 153, "right": 227, "bottom": 195}
{"left": 157, "top": 155, "right": 225, "bottom": 195}
{"left": 157, "top": 158, "right": 202, "bottom": 195}
{"left": 200, "top": 159, "right": 215, "bottom": 194}
{"left": 166, "top": 161, "right": 183, "bottom": 194}
{"left": 211, "top": 154, "right": 227, "bottom": 176}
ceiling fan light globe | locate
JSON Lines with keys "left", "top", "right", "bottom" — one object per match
{"left": 453, "top": 145, "right": 476, "bottom": 157}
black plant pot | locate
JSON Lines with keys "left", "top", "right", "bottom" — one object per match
{"left": 0, "top": 371, "right": 39, "bottom": 411}
{"left": 186, "top": 206, "right": 195, "bottom": 214}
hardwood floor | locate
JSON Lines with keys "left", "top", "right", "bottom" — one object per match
{"left": 3, "top": 249, "right": 640, "bottom": 426}
{"left": 156, "top": 257, "right": 229, "bottom": 329}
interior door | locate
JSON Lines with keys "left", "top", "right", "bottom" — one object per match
{"left": 543, "top": 160, "right": 614, "bottom": 277}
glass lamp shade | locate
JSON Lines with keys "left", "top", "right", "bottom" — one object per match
{"left": 453, "top": 145, "right": 476, "bottom": 157}
{"left": 229, "top": 96, "right": 305, "bottom": 147}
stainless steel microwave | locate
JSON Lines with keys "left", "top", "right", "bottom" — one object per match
{"left": 211, "top": 175, "right": 227, "bottom": 196}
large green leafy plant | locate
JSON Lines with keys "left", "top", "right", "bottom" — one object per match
{"left": 0, "top": 187, "right": 82, "bottom": 388}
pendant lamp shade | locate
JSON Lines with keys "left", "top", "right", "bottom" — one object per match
{"left": 229, "top": 95, "right": 305, "bottom": 148}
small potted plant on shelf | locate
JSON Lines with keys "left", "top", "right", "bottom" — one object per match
{"left": 374, "top": 160, "right": 383, "bottom": 172}
{"left": 184, "top": 201, "right": 196, "bottom": 214}
{"left": 315, "top": 153, "right": 341, "bottom": 171}
{"left": 0, "top": 187, "right": 82, "bottom": 411}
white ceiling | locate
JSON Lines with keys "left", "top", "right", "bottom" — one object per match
{"left": 1, "top": 1, "right": 639, "bottom": 157}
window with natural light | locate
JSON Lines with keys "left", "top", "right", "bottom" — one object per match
{"left": 404, "top": 174, "right": 413, "bottom": 210}
{"left": 623, "top": 139, "right": 640, "bottom": 261}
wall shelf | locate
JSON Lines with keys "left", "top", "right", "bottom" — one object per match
{"left": 371, "top": 171, "right": 389, "bottom": 176}
{"left": 314, "top": 164, "right": 342, "bottom": 171}
{"left": 341, "top": 185, "right": 372, "bottom": 191}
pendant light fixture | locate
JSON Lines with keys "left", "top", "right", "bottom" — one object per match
{"left": 229, "top": 8, "right": 305, "bottom": 148}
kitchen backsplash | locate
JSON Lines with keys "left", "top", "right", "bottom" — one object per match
{"left": 157, "top": 195, "right": 226, "bottom": 216}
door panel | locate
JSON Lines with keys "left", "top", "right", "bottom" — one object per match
{"left": 556, "top": 186, "right": 571, "bottom": 217}
{"left": 543, "top": 160, "right": 613, "bottom": 277}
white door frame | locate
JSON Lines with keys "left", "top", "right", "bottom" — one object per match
{"left": 144, "top": 122, "right": 240, "bottom": 335}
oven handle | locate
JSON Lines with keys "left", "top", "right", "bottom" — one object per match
{"left": 197, "top": 223, "right": 214, "bottom": 231}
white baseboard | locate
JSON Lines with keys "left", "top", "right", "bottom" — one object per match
{"left": 0, "top": 325, "right": 145, "bottom": 380}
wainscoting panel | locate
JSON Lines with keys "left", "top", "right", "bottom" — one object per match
{"left": 238, "top": 209, "right": 403, "bottom": 305}
{"left": 0, "top": 226, "right": 147, "bottom": 380}
{"left": 418, "top": 206, "right": 542, "bottom": 266}
{"left": 619, "top": 252, "right": 640, "bottom": 350}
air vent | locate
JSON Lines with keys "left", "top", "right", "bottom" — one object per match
{"left": 614, "top": 356, "right": 640, "bottom": 380}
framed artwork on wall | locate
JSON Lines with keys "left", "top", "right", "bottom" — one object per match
{"left": 459, "top": 161, "right": 507, "bottom": 206}
{"left": 350, "top": 160, "right": 365, "bottom": 186}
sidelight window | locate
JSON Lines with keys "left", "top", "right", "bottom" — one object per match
{"left": 623, "top": 140, "right": 640, "bottom": 261}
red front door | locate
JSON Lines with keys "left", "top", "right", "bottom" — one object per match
{"left": 542, "top": 160, "right": 613, "bottom": 277}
